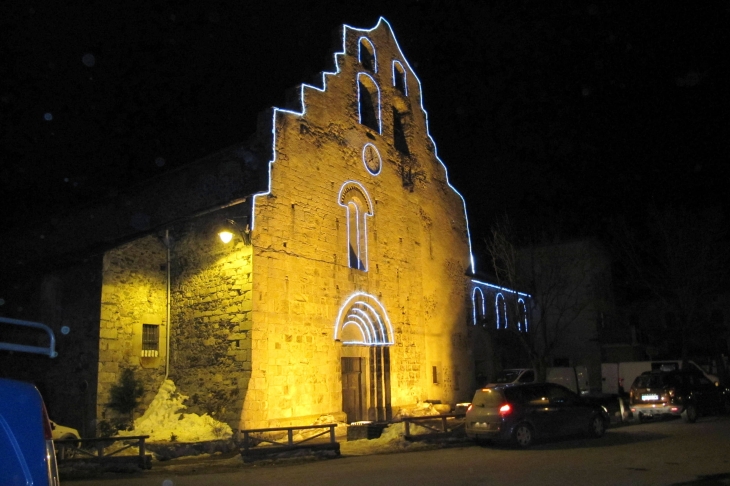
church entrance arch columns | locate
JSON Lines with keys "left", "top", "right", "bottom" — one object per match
{"left": 335, "top": 293, "right": 393, "bottom": 422}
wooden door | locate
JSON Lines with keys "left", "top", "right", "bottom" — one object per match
{"left": 342, "top": 357, "right": 364, "bottom": 423}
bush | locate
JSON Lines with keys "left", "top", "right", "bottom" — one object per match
{"left": 108, "top": 368, "right": 144, "bottom": 421}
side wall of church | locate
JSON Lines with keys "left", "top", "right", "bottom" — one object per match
{"left": 97, "top": 210, "right": 254, "bottom": 430}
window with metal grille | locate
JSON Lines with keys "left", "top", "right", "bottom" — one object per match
{"left": 142, "top": 324, "right": 159, "bottom": 357}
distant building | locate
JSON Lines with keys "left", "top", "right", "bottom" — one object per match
{"left": 516, "top": 239, "right": 625, "bottom": 391}
{"left": 0, "top": 18, "right": 527, "bottom": 434}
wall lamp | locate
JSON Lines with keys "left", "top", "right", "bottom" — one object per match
{"left": 218, "top": 219, "right": 251, "bottom": 245}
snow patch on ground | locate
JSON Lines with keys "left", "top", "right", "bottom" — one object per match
{"left": 118, "top": 379, "right": 232, "bottom": 443}
{"left": 339, "top": 422, "right": 436, "bottom": 456}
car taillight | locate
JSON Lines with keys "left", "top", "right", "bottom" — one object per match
{"left": 499, "top": 403, "right": 511, "bottom": 415}
{"left": 467, "top": 404, "right": 473, "bottom": 412}
{"left": 41, "top": 401, "right": 53, "bottom": 440}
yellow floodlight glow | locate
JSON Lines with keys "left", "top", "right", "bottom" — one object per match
{"left": 218, "top": 230, "right": 234, "bottom": 244}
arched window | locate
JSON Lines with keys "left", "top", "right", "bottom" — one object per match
{"left": 338, "top": 182, "right": 374, "bottom": 271}
{"left": 358, "top": 73, "right": 381, "bottom": 133}
{"left": 392, "top": 60, "right": 407, "bottom": 95}
{"left": 496, "top": 293, "right": 508, "bottom": 330}
{"left": 472, "top": 287, "right": 485, "bottom": 326}
{"left": 392, "top": 107, "right": 409, "bottom": 154}
{"left": 358, "top": 37, "right": 376, "bottom": 72}
{"left": 517, "top": 298, "right": 528, "bottom": 332}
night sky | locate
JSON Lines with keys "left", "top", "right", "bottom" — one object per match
{"left": 2, "top": 1, "right": 728, "bottom": 262}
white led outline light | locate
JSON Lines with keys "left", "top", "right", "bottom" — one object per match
{"left": 357, "top": 72, "right": 382, "bottom": 134}
{"left": 347, "top": 311, "right": 374, "bottom": 342}
{"left": 471, "top": 279, "right": 531, "bottom": 298}
{"left": 250, "top": 18, "right": 477, "bottom": 274}
{"left": 338, "top": 181, "right": 373, "bottom": 271}
{"left": 349, "top": 305, "right": 379, "bottom": 341}
{"left": 495, "top": 292, "right": 508, "bottom": 330}
{"left": 517, "top": 297, "right": 528, "bottom": 332}
{"left": 472, "top": 287, "right": 485, "bottom": 326}
{"left": 342, "top": 320, "right": 372, "bottom": 344}
{"left": 392, "top": 60, "right": 407, "bottom": 95}
{"left": 358, "top": 36, "right": 377, "bottom": 72}
{"left": 362, "top": 143, "right": 382, "bottom": 176}
{"left": 334, "top": 291, "right": 394, "bottom": 345}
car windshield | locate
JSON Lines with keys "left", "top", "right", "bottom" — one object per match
{"left": 471, "top": 389, "right": 505, "bottom": 407}
{"left": 504, "top": 385, "right": 550, "bottom": 405}
{"left": 634, "top": 373, "right": 669, "bottom": 388}
{"left": 495, "top": 370, "right": 523, "bottom": 383}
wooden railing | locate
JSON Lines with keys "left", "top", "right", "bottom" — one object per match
{"left": 239, "top": 424, "right": 339, "bottom": 460}
{"left": 54, "top": 435, "right": 151, "bottom": 469}
{"left": 402, "top": 413, "right": 465, "bottom": 440}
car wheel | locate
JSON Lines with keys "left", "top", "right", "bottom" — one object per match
{"left": 637, "top": 413, "right": 646, "bottom": 423}
{"left": 589, "top": 414, "right": 606, "bottom": 438}
{"left": 683, "top": 404, "right": 698, "bottom": 423}
{"left": 512, "top": 423, "right": 534, "bottom": 448}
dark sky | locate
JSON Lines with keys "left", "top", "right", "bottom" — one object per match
{"left": 2, "top": 1, "right": 728, "bottom": 253}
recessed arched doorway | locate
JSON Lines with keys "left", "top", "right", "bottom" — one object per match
{"left": 335, "top": 292, "right": 394, "bottom": 422}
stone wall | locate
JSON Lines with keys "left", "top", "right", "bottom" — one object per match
{"left": 97, "top": 235, "right": 168, "bottom": 425}
{"left": 97, "top": 208, "right": 254, "bottom": 430}
{"left": 167, "top": 215, "right": 253, "bottom": 428}
{"left": 243, "top": 20, "right": 473, "bottom": 428}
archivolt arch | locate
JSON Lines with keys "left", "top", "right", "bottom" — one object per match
{"left": 335, "top": 292, "right": 394, "bottom": 345}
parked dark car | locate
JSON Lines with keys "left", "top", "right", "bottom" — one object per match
{"left": 465, "top": 383, "right": 609, "bottom": 448}
{"left": 629, "top": 369, "right": 730, "bottom": 423}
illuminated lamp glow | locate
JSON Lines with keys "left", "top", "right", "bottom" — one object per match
{"left": 218, "top": 230, "right": 234, "bottom": 244}
{"left": 250, "top": 18, "right": 478, "bottom": 275}
{"left": 357, "top": 72, "right": 382, "bottom": 134}
{"left": 392, "top": 60, "right": 408, "bottom": 95}
{"left": 338, "top": 181, "right": 373, "bottom": 271}
{"left": 499, "top": 404, "right": 511, "bottom": 415}
{"left": 334, "top": 291, "right": 393, "bottom": 345}
{"left": 472, "top": 287, "right": 485, "bottom": 326}
{"left": 358, "top": 37, "right": 377, "bottom": 72}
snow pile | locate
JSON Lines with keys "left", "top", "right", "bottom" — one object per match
{"left": 119, "top": 379, "right": 233, "bottom": 442}
{"left": 340, "top": 421, "right": 434, "bottom": 456}
{"left": 392, "top": 401, "right": 442, "bottom": 419}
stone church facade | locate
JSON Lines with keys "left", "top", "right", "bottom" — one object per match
{"left": 1, "top": 18, "right": 528, "bottom": 434}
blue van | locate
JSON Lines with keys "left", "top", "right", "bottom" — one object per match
{"left": 0, "top": 317, "right": 60, "bottom": 486}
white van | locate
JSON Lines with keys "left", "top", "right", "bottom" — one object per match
{"left": 492, "top": 366, "right": 590, "bottom": 395}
